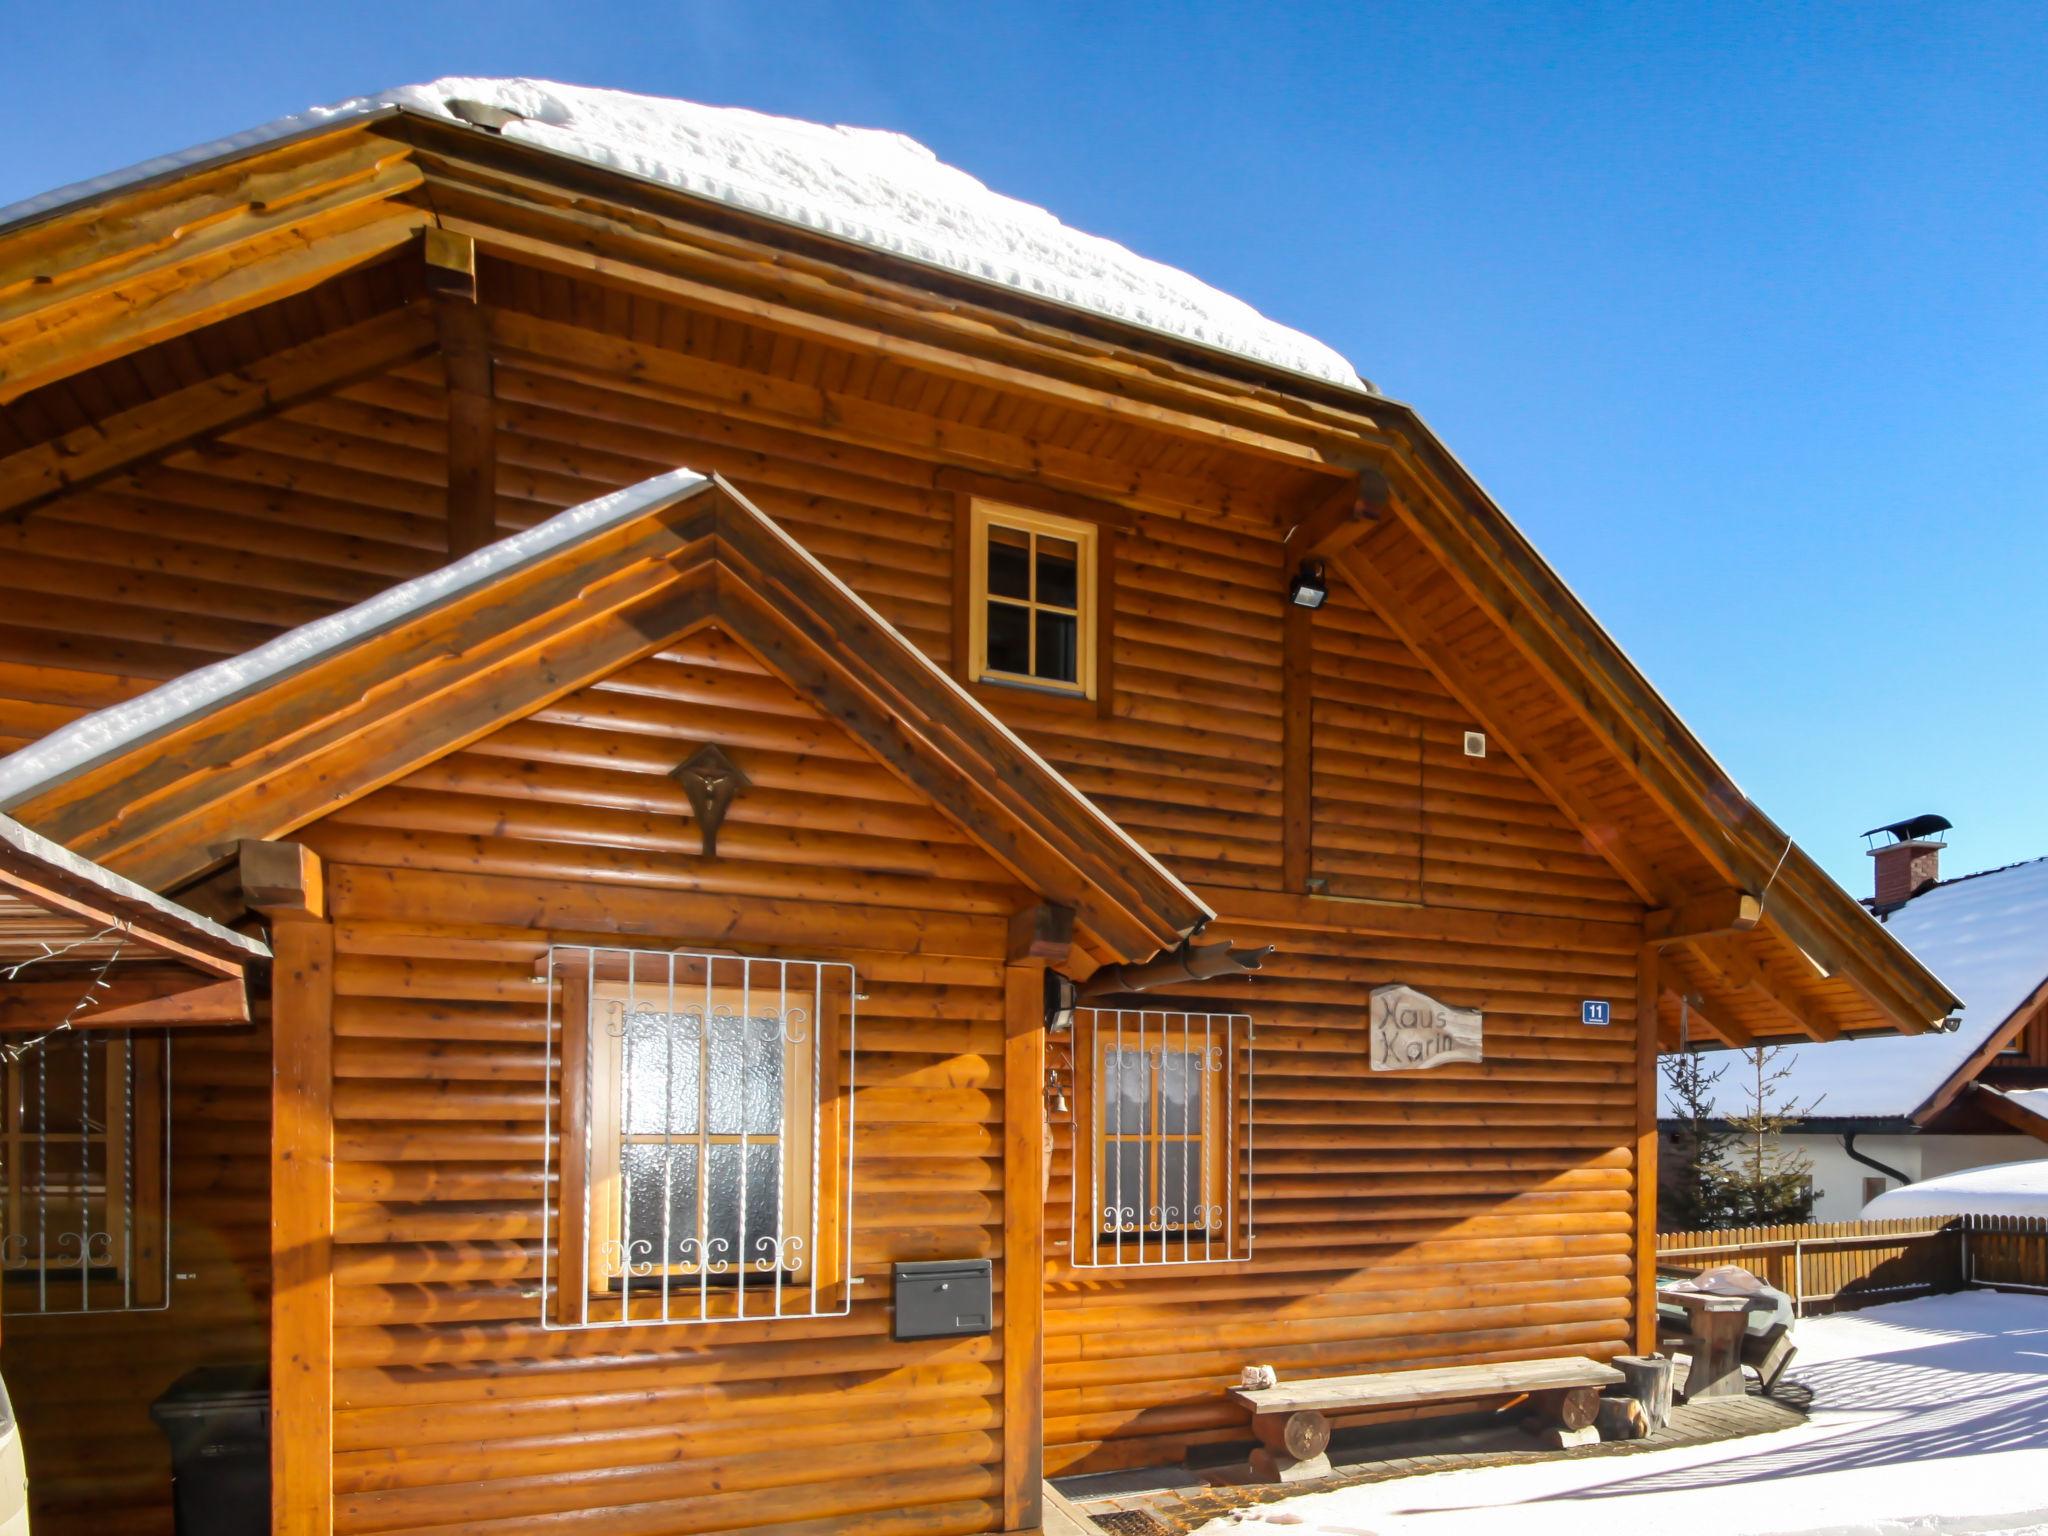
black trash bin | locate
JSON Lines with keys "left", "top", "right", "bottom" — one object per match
{"left": 149, "top": 1365, "right": 268, "bottom": 1536}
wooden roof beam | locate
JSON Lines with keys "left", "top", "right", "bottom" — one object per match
{"left": 1284, "top": 468, "right": 1391, "bottom": 569}
{"left": 0, "top": 302, "right": 437, "bottom": 523}
{"left": 1645, "top": 889, "right": 1762, "bottom": 944}
{"left": 401, "top": 142, "right": 1373, "bottom": 474}
{"left": 1967, "top": 1083, "right": 2048, "bottom": 1145}
{"left": 426, "top": 229, "right": 498, "bottom": 557}
{"left": 0, "top": 184, "right": 427, "bottom": 406}
{"left": 1363, "top": 433, "right": 1955, "bottom": 1036}
{"left": 1683, "top": 933, "right": 1842, "bottom": 1043}
{"left": 485, "top": 309, "right": 1260, "bottom": 526}
{"left": 0, "top": 967, "right": 248, "bottom": 1031}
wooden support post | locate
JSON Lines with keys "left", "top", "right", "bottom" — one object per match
{"left": 1634, "top": 941, "right": 1660, "bottom": 1355}
{"left": 246, "top": 840, "right": 332, "bottom": 1536}
{"left": 1281, "top": 602, "right": 1313, "bottom": 893}
{"left": 1002, "top": 964, "right": 1047, "bottom": 1534}
{"left": 428, "top": 229, "right": 497, "bottom": 557}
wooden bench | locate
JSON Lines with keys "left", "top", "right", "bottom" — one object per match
{"left": 1230, "top": 1356, "right": 1626, "bottom": 1482}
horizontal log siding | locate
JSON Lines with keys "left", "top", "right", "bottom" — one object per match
{"left": 3, "top": 1022, "right": 271, "bottom": 1536}
{"left": 292, "top": 624, "right": 1022, "bottom": 1536}
{"left": 1042, "top": 906, "right": 1644, "bottom": 1472}
{"left": 0, "top": 270, "right": 1661, "bottom": 1500}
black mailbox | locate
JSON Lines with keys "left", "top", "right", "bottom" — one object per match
{"left": 892, "top": 1259, "right": 993, "bottom": 1340}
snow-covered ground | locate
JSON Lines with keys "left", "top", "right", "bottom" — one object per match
{"left": 1201, "top": 1292, "right": 2048, "bottom": 1536}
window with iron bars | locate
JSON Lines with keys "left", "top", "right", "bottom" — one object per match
{"left": 0, "top": 1031, "right": 170, "bottom": 1316}
{"left": 1064, "top": 1007, "right": 1251, "bottom": 1267}
{"left": 544, "top": 947, "right": 857, "bottom": 1328}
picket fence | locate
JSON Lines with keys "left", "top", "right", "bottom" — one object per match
{"left": 1656, "top": 1213, "right": 2048, "bottom": 1316}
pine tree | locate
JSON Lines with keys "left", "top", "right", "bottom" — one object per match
{"left": 1721, "top": 1045, "right": 1821, "bottom": 1224}
{"left": 1659, "top": 1047, "right": 1734, "bottom": 1230}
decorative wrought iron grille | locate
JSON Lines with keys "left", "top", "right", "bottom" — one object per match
{"left": 0, "top": 1031, "right": 171, "bottom": 1316}
{"left": 1067, "top": 1007, "right": 1252, "bottom": 1267}
{"left": 542, "top": 947, "right": 857, "bottom": 1329}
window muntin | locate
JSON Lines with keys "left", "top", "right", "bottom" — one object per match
{"left": 1067, "top": 1007, "right": 1251, "bottom": 1267}
{"left": 0, "top": 1031, "right": 170, "bottom": 1316}
{"left": 970, "top": 503, "right": 1097, "bottom": 697}
{"left": 545, "top": 948, "right": 856, "bottom": 1329}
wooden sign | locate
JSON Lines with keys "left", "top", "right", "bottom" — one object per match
{"left": 1370, "top": 984, "right": 1481, "bottom": 1071}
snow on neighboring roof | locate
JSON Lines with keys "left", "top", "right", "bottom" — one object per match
{"left": 0, "top": 813, "right": 268, "bottom": 961}
{"left": 0, "top": 469, "right": 708, "bottom": 811}
{"left": 1862, "top": 1158, "right": 2048, "bottom": 1220}
{"left": 0, "top": 78, "right": 1366, "bottom": 394}
{"left": 1662, "top": 856, "right": 2048, "bottom": 1121}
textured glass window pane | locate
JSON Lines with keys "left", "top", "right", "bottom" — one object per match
{"left": 1036, "top": 537, "right": 1079, "bottom": 607}
{"left": 1158, "top": 1049, "right": 1202, "bottom": 1135}
{"left": 621, "top": 1004, "right": 700, "bottom": 1135}
{"left": 705, "top": 1008, "right": 746, "bottom": 1134}
{"left": 742, "top": 1143, "right": 785, "bottom": 1269}
{"left": 986, "top": 600, "right": 1030, "bottom": 674}
{"left": 741, "top": 1012, "right": 784, "bottom": 1135}
{"left": 1103, "top": 1141, "right": 1148, "bottom": 1230}
{"left": 987, "top": 524, "right": 1031, "bottom": 599}
{"left": 705, "top": 1143, "right": 741, "bottom": 1269}
{"left": 1103, "top": 1046, "right": 1151, "bottom": 1133}
{"left": 622, "top": 1143, "right": 700, "bottom": 1268}
{"left": 1158, "top": 1141, "right": 1196, "bottom": 1227}
{"left": 1035, "top": 611, "right": 1078, "bottom": 683}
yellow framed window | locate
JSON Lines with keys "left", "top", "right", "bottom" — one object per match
{"left": 969, "top": 503, "right": 1097, "bottom": 697}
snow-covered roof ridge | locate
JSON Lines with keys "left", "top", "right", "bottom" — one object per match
{"left": 1665, "top": 853, "right": 2048, "bottom": 1121}
{"left": 1863, "top": 1158, "right": 2048, "bottom": 1219}
{"left": 0, "top": 77, "right": 1367, "bottom": 394}
{"left": 0, "top": 469, "right": 709, "bottom": 812}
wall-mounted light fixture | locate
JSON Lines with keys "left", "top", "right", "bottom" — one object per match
{"left": 1288, "top": 560, "right": 1329, "bottom": 610}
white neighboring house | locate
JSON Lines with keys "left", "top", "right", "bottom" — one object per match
{"left": 1661, "top": 829, "right": 2048, "bottom": 1223}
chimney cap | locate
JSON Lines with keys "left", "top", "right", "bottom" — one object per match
{"left": 1862, "top": 813, "right": 1951, "bottom": 848}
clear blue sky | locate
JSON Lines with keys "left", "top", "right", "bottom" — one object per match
{"left": 6, "top": 2, "right": 2044, "bottom": 896}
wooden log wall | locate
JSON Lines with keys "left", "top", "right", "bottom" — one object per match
{"left": 283, "top": 626, "right": 1028, "bottom": 1536}
{"left": 0, "top": 256, "right": 1665, "bottom": 1508}
{"left": 3, "top": 1020, "right": 271, "bottom": 1535}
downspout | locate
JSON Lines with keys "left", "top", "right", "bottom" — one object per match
{"left": 1840, "top": 1132, "right": 1913, "bottom": 1187}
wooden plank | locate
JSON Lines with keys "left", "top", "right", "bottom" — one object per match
{"left": 1002, "top": 965, "right": 1046, "bottom": 1533}
{"left": 0, "top": 304, "right": 437, "bottom": 520}
{"left": 1231, "top": 1355, "right": 1623, "bottom": 1415}
{"left": 0, "top": 969, "right": 246, "bottom": 1029}
{"left": 0, "top": 201, "right": 428, "bottom": 405}
{"left": 261, "top": 850, "right": 334, "bottom": 1536}
{"left": 1634, "top": 942, "right": 1660, "bottom": 1354}
{"left": 1281, "top": 603, "right": 1311, "bottom": 893}
{"left": 1644, "top": 889, "right": 1762, "bottom": 943}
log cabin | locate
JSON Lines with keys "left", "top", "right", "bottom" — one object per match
{"left": 0, "top": 78, "right": 1961, "bottom": 1535}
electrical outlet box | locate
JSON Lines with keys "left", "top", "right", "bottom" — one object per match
{"left": 1463, "top": 730, "right": 1487, "bottom": 758}
{"left": 892, "top": 1259, "right": 993, "bottom": 1340}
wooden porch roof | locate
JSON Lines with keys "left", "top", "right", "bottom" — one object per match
{"left": 0, "top": 474, "right": 1211, "bottom": 963}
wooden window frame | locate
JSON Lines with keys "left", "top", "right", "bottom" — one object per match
{"left": 966, "top": 500, "right": 1100, "bottom": 700}
{"left": 0, "top": 1032, "right": 167, "bottom": 1310}
{"left": 1068, "top": 1009, "right": 1247, "bottom": 1266}
{"left": 551, "top": 952, "right": 848, "bottom": 1326}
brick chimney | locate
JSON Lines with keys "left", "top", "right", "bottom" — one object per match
{"left": 1864, "top": 814, "right": 1950, "bottom": 911}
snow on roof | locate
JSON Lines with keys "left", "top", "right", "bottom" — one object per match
{"left": 1862, "top": 1158, "right": 2048, "bottom": 1220}
{"left": 0, "top": 77, "right": 1365, "bottom": 394}
{"left": 0, "top": 469, "right": 708, "bottom": 811}
{"left": 1663, "top": 856, "right": 2048, "bottom": 1121}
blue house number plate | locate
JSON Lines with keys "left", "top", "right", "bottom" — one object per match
{"left": 1581, "top": 1000, "right": 1611, "bottom": 1026}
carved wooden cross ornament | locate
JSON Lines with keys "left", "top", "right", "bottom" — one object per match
{"left": 670, "top": 744, "right": 751, "bottom": 858}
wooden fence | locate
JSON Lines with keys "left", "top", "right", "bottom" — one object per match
{"left": 1656, "top": 1214, "right": 2048, "bottom": 1316}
